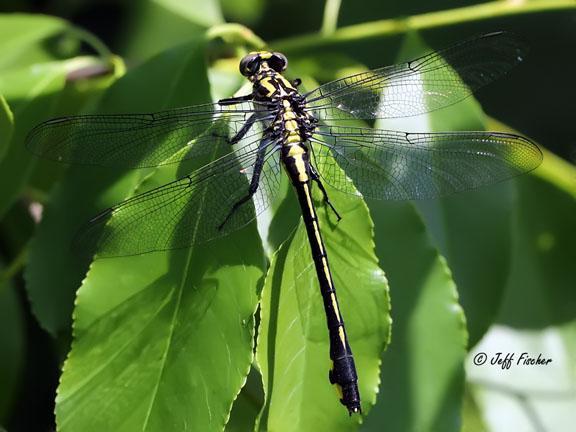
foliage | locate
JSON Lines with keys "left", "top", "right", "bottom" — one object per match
{"left": 0, "top": 1, "right": 575, "bottom": 431}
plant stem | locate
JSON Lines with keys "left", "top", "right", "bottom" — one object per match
{"left": 207, "top": 23, "right": 267, "bottom": 50}
{"left": 272, "top": 0, "right": 576, "bottom": 52}
{"left": 0, "top": 247, "right": 28, "bottom": 290}
{"left": 69, "top": 25, "right": 113, "bottom": 61}
{"left": 321, "top": 0, "right": 342, "bottom": 35}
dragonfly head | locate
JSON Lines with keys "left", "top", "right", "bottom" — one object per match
{"left": 239, "top": 51, "right": 287, "bottom": 79}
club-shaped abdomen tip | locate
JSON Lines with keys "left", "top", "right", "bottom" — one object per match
{"left": 348, "top": 404, "right": 362, "bottom": 416}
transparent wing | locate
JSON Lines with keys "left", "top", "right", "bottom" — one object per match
{"left": 304, "top": 32, "right": 528, "bottom": 121}
{"left": 75, "top": 134, "right": 283, "bottom": 257}
{"left": 311, "top": 125, "right": 542, "bottom": 200}
{"left": 26, "top": 101, "right": 274, "bottom": 168}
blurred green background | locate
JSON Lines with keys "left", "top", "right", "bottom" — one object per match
{"left": 0, "top": 1, "right": 575, "bottom": 431}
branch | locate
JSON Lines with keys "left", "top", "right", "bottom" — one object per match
{"left": 272, "top": 0, "right": 576, "bottom": 52}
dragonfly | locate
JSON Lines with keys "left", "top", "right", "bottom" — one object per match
{"left": 27, "top": 31, "right": 542, "bottom": 415}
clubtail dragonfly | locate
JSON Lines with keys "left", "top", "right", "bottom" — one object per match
{"left": 27, "top": 31, "right": 542, "bottom": 414}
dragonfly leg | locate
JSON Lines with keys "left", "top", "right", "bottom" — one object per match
{"left": 229, "top": 114, "right": 256, "bottom": 145}
{"left": 212, "top": 114, "right": 261, "bottom": 146}
{"left": 217, "top": 140, "right": 268, "bottom": 231}
{"left": 310, "top": 164, "right": 342, "bottom": 221}
{"left": 217, "top": 93, "right": 253, "bottom": 106}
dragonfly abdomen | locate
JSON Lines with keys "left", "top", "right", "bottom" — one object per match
{"left": 290, "top": 177, "right": 362, "bottom": 414}
{"left": 278, "top": 89, "right": 361, "bottom": 412}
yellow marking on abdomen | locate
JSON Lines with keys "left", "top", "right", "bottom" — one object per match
{"left": 335, "top": 383, "right": 344, "bottom": 399}
{"left": 331, "top": 293, "right": 341, "bottom": 322}
{"left": 338, "top": 327, "right": 347, "bottom": 348}
{"left": 304, "top": 185, "right": 314, "bottom": 212}
{"left": 304, "top": 194, "right": 330, "bottom": 286}
{"left": 304, "top": 185, "right": 326, "bottom": 258}
{"left": 311, "top": 220, "right": 324, "bottom": 254}
{"left": 330, "top": 360, "right": 344, "bottom": 399}
{"left": 321, "top": 256, "right": 333, "bottom": 289}
{"left": 292, "top": 153, "right": 308, "bottom": 182}
{"left": 288, "top": 145, "right": 304, "bottom": 157}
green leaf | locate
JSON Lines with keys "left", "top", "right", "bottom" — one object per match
{"left": 122, "top": 0, "right": 223, "bottom": 61}
{"left": 363, "top": 201, "right": 467, "bottom": 432}
{"left": 227, "top": 367, "right": 264, "bottom": 431}
{"left": 220, "top": 0, "right": 267, "bottom": 25}
{"left": 256, "top": 179, "right": 390, "bottom": 429}
{"left": 56, "top": 153, "right": 265, "bottom": 429}
{"left": 57, "top": 234, "right": 264, "bottom": 431}
{"left": 498, "top": 149, "right": 576, "bottom": 327}
{"left": 416, "top": 181, "right": 514, "bottom": 347}
{"left": 0, "top": 95, "right": 13, "bottom": 162}
{"left": 0, "top": 61, "right": 67, "bottom": 218}
{"left": 0, "top": 14, "right": 71, "bottom": 71}
{"left": 152, "top": 0, "right": 223, "bottom": 25}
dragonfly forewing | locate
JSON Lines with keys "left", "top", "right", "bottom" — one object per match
{"left": 26, "top": 101, "right": 274, "bottom": 168}
{"left": 304, "top": 31, "right": 528, "bottom": 122}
